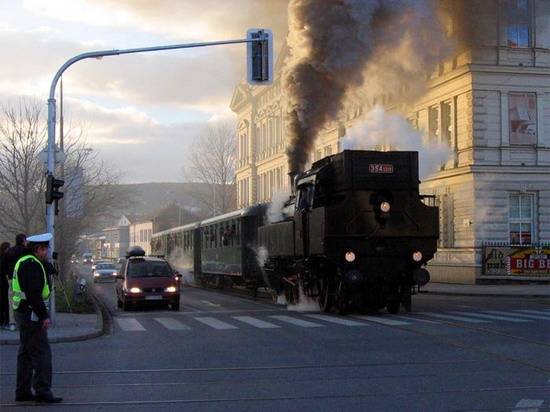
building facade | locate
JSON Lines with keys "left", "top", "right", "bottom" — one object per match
{"left": 129, "top": 220, "right": 153, "bottom": 255}
{"left": 102, "top": 215, "right": 130, "bottom": 259}
{"left": 230, "top": 0, "right": 550, "bottom": 283}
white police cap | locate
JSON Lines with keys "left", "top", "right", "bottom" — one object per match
{"left": 27, "top": 233, "right": 53, "bottom": 244}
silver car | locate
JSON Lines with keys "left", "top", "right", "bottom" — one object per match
{"left": 92, "top": 262, "right": 118, "bottom": 283}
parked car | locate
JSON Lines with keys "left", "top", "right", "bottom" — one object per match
{"left": 93, "top": 262, "right": 118, "bottom": 283}
{"left": 116, "top": 247, "right": 182, "bottom": 311}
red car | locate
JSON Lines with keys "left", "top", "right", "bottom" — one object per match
{"left": 116, "top": 249, "right": 181, "bottom": 311}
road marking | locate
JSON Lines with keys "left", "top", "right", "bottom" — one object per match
{"left": 513, "top": 310, "right": 550, "bottom": 318}
{"left": 115, "top": 318, "right": 145, "bottom": 331}
{"left": 154, "top": 318, "right": 190, "bottom": 330}
{"left": 232, "top": 316, "right": 280, "bottom": 329}
{"left": 200, "top": 300, "right": 221, "bottom": 307}
{"left": 306, "top": 314, "right": 367, "bottom": 326}
{"left": 513, "top": 398, "right": 544, "bottom": 412}
{"left": 416, "top": 313, "right": 490, "bottom": 323}
{"left": 483, "top": 310, "right": 550, "bottom": 321}
{"left": 194, "top": 317, "right": 238, "bottom": 330}
{"left": 353, "top": 315, "right": 411, "bottom": 326}
{"left": 390, "top": 315, "right": 439, "bottom": 324}
{"left": 269, "top": 315, "right": 324, "bottom": 328}
{"left": 450, "top": 311, "right": 531, "bottom": 323}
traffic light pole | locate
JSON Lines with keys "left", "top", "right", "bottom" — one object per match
{"left": 45, "top": 33, "right": 271, "bottom": 324}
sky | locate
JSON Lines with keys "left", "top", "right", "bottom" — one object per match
{"left": 0, "top": 0, "right": 288, "bottom": 183}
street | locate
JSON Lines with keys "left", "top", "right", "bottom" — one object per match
{"left": 0, "top": 265, "right": 549, "bottom": 411}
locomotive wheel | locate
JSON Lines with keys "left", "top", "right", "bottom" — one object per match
{"left": 386, "top": 299, "right": 400, "bottom": 314}
{"left": 317, "top": 277, "right": 333, "bottom": 313}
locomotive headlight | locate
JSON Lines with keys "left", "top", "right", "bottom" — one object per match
{"left": 345, "top": 251, "right": 356, "bottom": 263}
{"left": 412, "top": 251, "right": 423, "bottom": 262}
{"left": 380, "top": 201, "right": 391, "bottom": 213}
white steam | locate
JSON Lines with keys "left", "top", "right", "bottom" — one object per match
{"left": 286, "top": 285, "right": 320, "bottom": 313}
{"left": 166, "top": 251, "right": 195, "bottom": 286}
{"left": 267, "top": 189, "right": 291, "bottom": 223}
{"left": 342, "top": 106, "right": 451, "bottom": 179}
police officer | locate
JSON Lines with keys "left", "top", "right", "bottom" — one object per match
{"left": 12, "top": 233, "right": 62, "bottom": 403}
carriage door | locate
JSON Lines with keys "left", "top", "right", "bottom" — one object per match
{"left": 295, "top": 183, "right": 314, "bottom": 257}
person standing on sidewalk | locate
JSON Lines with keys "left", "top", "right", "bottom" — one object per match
{"left": 6, "top": 234, "right": 27, "bottom": 279}
{"left": 0, "top": 241, "right": 10, "bottom": 328}
{"left": 12, "top": 233, "right": 62, "bottom": 404}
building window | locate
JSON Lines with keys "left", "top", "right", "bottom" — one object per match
{"left": 324, "top": 145, "right": 332, "bottom": 156}
{"left": 505, "top": 0, "right": 531, "bottom": 48}
{"left": 428, "top": 105, "right": 439, "bottom": 143}
{"left": 509, "top": 92, "right": 536, "bottom": 145}
{"left": 509, "top": 193, "right": 534, "bottom": 245}
{"left": 441, "top": 101, "right": 452, "bottom": 147}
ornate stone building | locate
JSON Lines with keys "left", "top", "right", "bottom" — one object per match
{"left": 230, "top": 0, "right": 550, "bottom": 283}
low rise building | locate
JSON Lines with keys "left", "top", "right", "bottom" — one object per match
{"left": 129, "top": 219, "right": 153, "bottom": 255}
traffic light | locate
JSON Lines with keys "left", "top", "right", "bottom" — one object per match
{"left": 45, "top": 174, "right": 64, "bottom": 204}
{"left": 247, "top": 29, "right": 273, "bottom": 85}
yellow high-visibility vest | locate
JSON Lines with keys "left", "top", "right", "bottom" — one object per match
{"left": 12, "top": 255, "right": 50, "bottom": 310}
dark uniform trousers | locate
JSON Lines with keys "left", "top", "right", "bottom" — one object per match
{"left": 14, "top": 310, "right": 52, "bottom": 397}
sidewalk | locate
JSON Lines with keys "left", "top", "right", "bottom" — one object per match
{"left": 0, "top": 310, "right": 104, "bottom": 346}
{"left": 421, "top": 282, "right": 550, "bottom": 298}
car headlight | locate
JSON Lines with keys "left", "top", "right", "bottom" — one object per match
{"left": 93, "top": 272, "right": 99, "bottom": 277}
{"left": 129, "top": 287, "right": 141, "bottom": 294}
{"left": 112, "top": 272, "right": 118, "bottom": 276}
{"left": 412, "top": 251, "right": 423, "bottom": 262}
{"left": 380, "top": 201, "right": 391, "bottom": 213}
{"left": 165, "top": 286, "right": 177, "bottom": 293}
{"left": 345, "top": 251, "right": 356, "bottom": 263}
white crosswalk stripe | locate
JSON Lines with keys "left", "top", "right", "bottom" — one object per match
{"left": 484, "top": 310, "right": 550, "bottom": 321}
{"left": 450, "top": 312, "right": 531, "bottom": 323}
{"left": 269, "top": 315, "right": 324, "bottom": 328}
{"left": 416, "top": 313, "right": 491, "bottom": 323}
{"left": 115, "top": 318, "right": 145, "bottom": 331}
{"left": 306, "top": 314, "right": 367, "bottom": 326}
{"left": 389, "top": 315, "right": 439, "bottom": 324}
{"left": 194, "top": 317, "right": 238, "bottom": 330}
{"left": 513, "top": 310, "right": 550, "bottom": 318}
{"left": 154, "top": 318, "right": 190, "bottom": 330}
{"left": 353, "top": 315, "right": 411, "bottom": 326}
{"left": 232, "top": 316, "right": 280, "bottom": 329}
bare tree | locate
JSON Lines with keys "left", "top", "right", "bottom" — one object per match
{"left": 183, "top": 122, "right": 236, "bottom": 216}
{"left": 0, "top": 99, "right": 46, "bottom": 236}
{"left": 55, "top": 126, "right": 122, "bottom": 273}
{"left": 0, "top": 98, "right": 122, "bottom": 276}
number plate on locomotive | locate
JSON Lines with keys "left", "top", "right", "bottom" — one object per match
{"left": 368, "top": 164, "right": 394, "bottom": 173}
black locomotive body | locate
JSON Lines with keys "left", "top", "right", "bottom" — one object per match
{"left": 259, "top": 150, "right": 439, "bottom": 313}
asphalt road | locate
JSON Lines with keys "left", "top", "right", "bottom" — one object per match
{"left": 1, "top": 264, "right": 549, "bottom": 411}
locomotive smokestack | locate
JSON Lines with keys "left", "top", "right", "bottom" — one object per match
{"left": 288, "top": 171, "right": 298, "bottom": 194}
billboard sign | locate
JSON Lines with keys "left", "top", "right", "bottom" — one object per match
{"left": 483, "top": 245, "right": 550, "bottom": 277}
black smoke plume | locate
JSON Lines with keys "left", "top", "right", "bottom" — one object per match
{"left": 283, "top": 0, "right": 445, "bottom": 175}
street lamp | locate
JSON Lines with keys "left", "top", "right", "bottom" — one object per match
{"left": 44, "top": 30, "right": 273, "bottom": 324}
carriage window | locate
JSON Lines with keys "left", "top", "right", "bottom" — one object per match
{"left": 297, "top": 184, "right": 315, "bottom": 210}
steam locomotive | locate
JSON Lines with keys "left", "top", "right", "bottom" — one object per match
{"left": 151, "top": 150, "right": 439, "bottom": 314}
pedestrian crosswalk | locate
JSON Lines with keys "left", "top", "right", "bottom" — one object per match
{"left": 113, "top": 308, "right": 550, "bottom": 333}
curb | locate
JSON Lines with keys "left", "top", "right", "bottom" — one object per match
{"left": 419, "top": 290, "right": 550, "bottom": 299}
{"left": 0, "top": 293, "right": 107, "bottom": 346}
